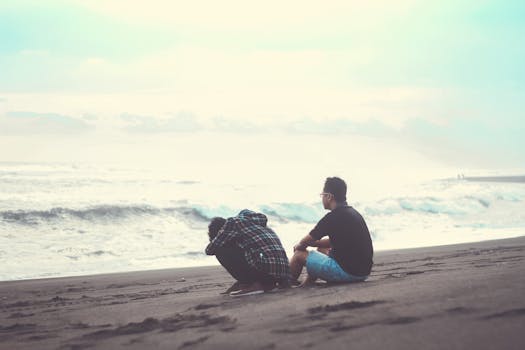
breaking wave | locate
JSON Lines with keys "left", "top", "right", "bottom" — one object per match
{"left": 1, "top": 191, "right": 523, "bottom": 226}
{"left": 0, "top": 205, "right": 209, "bottom": 225}
{"left": 363, "top": 196, "right": 490, "bottom": 216}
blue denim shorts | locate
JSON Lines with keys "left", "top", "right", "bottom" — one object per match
{"left": 306, "top": 250, "right": 368, "bottom": 283}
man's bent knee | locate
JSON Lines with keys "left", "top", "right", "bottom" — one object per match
{"left": 316, "top": 247, "right": 330, "bottom": 255}
{"left": 294, "top": 249, "right": 309, "bottom": 263}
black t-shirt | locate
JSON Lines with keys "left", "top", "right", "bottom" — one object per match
{"left": 310, "top": 206, "right": 373, "bottom": 276}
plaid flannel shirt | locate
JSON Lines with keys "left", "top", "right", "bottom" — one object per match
{"left": 205, "top": 209, "right": 291, "bottom": 282}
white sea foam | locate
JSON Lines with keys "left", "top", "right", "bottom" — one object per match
{"left": 1, "top": 162, "right": 524, "bottom": 281}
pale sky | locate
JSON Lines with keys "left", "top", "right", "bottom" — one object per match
{"left": 0, "top": 0, "right": 524, "bottom": 168}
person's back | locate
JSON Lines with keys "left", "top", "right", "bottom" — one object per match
{"left": 231, "top": 210, "right": 291, "bottom": 279}
{"left": 206, "top": 209, "right": 291, "bottom": 296}
{"left": 318, "top": 205, "right": 373, "bottom": 277}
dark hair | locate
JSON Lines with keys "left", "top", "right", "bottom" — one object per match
{"left": 323, "top": 177, "right": 347, "bottom": 202}
{"left": 208, "top": 217, "right": 226, "bottom": 241}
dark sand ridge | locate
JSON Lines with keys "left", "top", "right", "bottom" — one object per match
{"left": 1, "top": 236, "right": 524, "bottom": 349}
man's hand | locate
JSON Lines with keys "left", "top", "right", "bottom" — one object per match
{"left": 294, "top": 234, "right": 318, "bottom": 252}
{"left": 293, "top": 243, "right": 307, "bottom": 252}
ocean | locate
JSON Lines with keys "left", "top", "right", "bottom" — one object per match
{"left": 1, "top": 162, "right": 524, "bottom": 281}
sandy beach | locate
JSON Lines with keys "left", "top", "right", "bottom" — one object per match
{"left": 1, "top": 236, "right": 524, "bottom": 350}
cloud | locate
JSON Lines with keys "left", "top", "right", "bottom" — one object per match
{"left": 211, "top": 117, "right": 266, "bottom": 134}
{"left": 285, "top": 118, "right": 395, "bottom": 137}
{"left": 279, "top": 116, "right": 524, "bottom": 166}
{"left": 69, "top": 1, "right": 525, "bottom": 89}
{"left": 0, "top": 104, "right": 523, "bottom": 167}
{"left": 0, "top": 111, "right": 94, "bottom": 135}
{"left": 120, "top": 112, "right": 201, "bottom": 133}
{"left": 5, "top": 1, "right": 523, "bottom": 95}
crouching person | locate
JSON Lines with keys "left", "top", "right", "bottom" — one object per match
{"left": 206, "top": 209, "right": 291, "bottom": 297}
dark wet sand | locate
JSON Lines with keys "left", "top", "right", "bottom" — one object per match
{"left": 1, "top": 236, "right": 525, "bottom": 350}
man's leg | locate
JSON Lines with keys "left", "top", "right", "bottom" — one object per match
{"left": 289, "top": 249, "right": 317, "bottom": 286}
{"left": 216, "top": 244, "right": 280, "bottom": 296}
{"left": 317, "top": 247, "right": 331, "bottom": 255}
{"left": 215, "top": 243, "right": 257, "bottom": 285}
{"left": 255, "top": 271, "right": 278, "bottom": 291}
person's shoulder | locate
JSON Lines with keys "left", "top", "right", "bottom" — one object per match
{"left": 344, "top": 206, "right": 367, "bottom": 221}
{"left": 349, "top": 205, "right": 364, "bottom": 215}
{"left": 319, "top": 209, "right": 337, "bottom": 222}
{"left": 238, "top": 209, "right": 268, "bottom": 227}
{"left": 335, "top": 205, "right": 360, "bottom": 217}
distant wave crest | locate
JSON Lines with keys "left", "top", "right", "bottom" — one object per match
{"left": 364, "top": 195, "right": 502, "bottom": 216}
{"left": 1, "top": 205, "right": 164, "bottom": 225}
{"left": 2, "top": 192, "right": 522, "bottom": 226}
{"left": 0, "top": 202, "right": 323, "bottom": 226}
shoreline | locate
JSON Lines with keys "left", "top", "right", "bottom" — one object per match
{"left": 3, "top": 235, "right": 524, "bottom": 284}
{"left": 1, "top": 235, "right": 524, "bottom": 349}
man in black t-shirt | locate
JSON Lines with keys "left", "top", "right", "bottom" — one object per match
{"left": 290, "top": 177, "right": 373, "bottom": 286}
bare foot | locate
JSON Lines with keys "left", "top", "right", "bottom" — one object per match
{"left": 298, "top": 280, "right": 317, "bottom": 288}
{"left": 293, "top": 275, "right": 317, "bottom": 288}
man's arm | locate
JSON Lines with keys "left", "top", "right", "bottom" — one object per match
{"left": 315, "top": 238, "right": 331, "bottom": 248}
{"left": 205, "top": 218, "right": 238, "bottom": 255}
{"left": 294, "top": 234, "right": 318, "bottom": 251}
{"left": 294, "top": 234, "right": 331, "bottom": 251}
{"left": 295, "top": 212, "right": 332, "bottom": 251}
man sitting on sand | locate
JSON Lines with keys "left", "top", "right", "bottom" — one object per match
{"left": 290, "top": 177, "right": 373, "bottom": 286}
{"left": 206, "top": 209, "right": 291, "bottom": 296}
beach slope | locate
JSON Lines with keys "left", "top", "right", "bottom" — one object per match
{"left": 1, "top": 236, "right": 524, "bottom": 349}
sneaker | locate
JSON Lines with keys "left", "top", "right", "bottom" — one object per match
{"left": 221, "top": 281, "right": 249, "bottom": 294}
{"left": 263, "top": 282, "right": 278, "bottom": 293}
{"left": 229, "top": 283, "right": 265, "bottom": 297}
